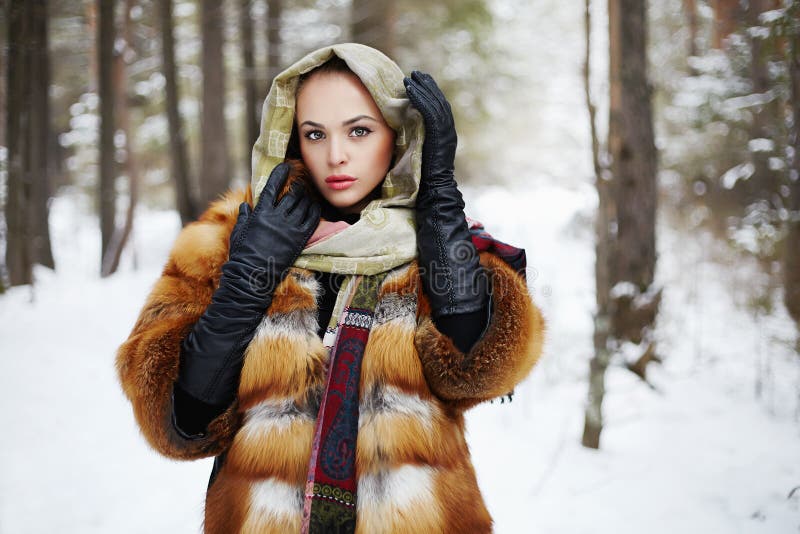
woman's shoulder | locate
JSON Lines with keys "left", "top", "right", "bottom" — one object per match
{"left": 167, "top": 187, "right": 251, "bottom": 281}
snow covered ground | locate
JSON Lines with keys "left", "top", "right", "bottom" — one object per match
{"left": 1, "top": 180, "right": 798, "bottom": 534}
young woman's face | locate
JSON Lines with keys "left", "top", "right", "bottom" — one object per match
{"left": 296, "top": 71, "right": 396, "bottom": 214}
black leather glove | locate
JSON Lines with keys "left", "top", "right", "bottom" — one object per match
{"left": 175, "top": 162, "right": 321, "bottom": 415}
{"left": 404, "top": 71, "right": 489, "bottom": 322}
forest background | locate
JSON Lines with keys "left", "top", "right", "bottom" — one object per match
{"left": 1, "top": 0, "right": 799, "bottom": 532}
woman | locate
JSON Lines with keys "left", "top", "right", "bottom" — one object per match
{"left": 117, "top": 43, "right": 544, "bottom": 534}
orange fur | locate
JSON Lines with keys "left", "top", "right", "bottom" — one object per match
{"left": 415, "top": 252, "right": 546, "bottom": 410}
{"left": 227, "top": 418, "right": 314, "bottom": 485}
{"left": 116, "top": 177, "right": 545, "bottom": 532}
{"left": 435, "top": 459, "right": 494, "bottom": 533}
{"left": 266, "top": 271, "right": 318, "bottom": 316}
{"left": 361, "top": 321, "right": 430, "bottom": 395}
{"left": 356, "top": 411, "right": 464, "bottom": 476}
{"left": 204, "top": 469, "right": 250, "bottom": 534}
{"left": 237, "top": 334, "right": 326, "bottom": 407}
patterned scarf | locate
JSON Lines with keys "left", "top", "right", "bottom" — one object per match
{"left": 301, "top": 272, "right": 387, "bottom": 532}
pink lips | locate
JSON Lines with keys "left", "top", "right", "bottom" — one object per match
{"left": 325, "top": 174, "right": 357, "bottom": 191}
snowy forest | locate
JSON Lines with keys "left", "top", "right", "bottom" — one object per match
{"left": 1, "top": 0, "right": 799, "bottom": 532}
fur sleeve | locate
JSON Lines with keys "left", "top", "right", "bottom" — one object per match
{"left": 414, "top": 251, "right": 545, "bottom": 410}
{"left": 115, "top": 188, "right": 251, "bottom": 460}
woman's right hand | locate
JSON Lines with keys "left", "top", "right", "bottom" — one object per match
{"left": 226, "top": 162, "right": 321, "bottom": 300}
{"left": 175, "top": 162, "right": 320, "bottom": 418}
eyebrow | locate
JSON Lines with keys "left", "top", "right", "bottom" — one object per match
{"left": 299, "top": 115, "right": 378, "bottom": 128}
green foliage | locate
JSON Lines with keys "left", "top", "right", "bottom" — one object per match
{"left": 392, "top": 1, "right": 497, "bottom": 183}
{"left": 654, "top": 0, "right": 799, "bottom": 316}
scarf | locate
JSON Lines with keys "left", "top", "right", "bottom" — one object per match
{"left": 250, "top": 43, "right": 424, "bottom": 533}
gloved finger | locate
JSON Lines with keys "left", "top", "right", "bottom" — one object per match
{"left": 300, "top": 201, "right": 322, "bottom": 239}
{"left": 412, "top": 71, "right": 445, "bottom": 101}
{"left": 259, "top": 162, "right": 291, "bottom": 207}
{"left": 411, "top": 71, "right": 451, "bottom": 117}
{"left": 407, "top": 76, "right": 447, "bottom": 118}
{"left": 405, "top": 82, "right": 436, "bottom": 116}
{"left": 280, "top": 181, "right": 306, "bottom": 214}
{"left": 290, "top": 195, "right": 312, "bottom": 224}
{"left": 229, "top": 201, "right": 251, "bottom": 249}
{"left": 237, "top": 201, "right": 251, "bottom": 221}
{"left": 406, "top": 83, "right": 443, "bottom": 127}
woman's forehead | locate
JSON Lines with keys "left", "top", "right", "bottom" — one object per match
{"left": 295, "top": 72, "right": 385, "bottom": 124}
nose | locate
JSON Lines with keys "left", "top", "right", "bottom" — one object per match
{"left": 327, "top": 135, "right": 348, "bottom": 167}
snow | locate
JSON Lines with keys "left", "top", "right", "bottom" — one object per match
{"left": 722, "top": 162, "right": 756, "bottom": 190}
{"left": 748, "top": 138, "right": 775, "bottom": 153}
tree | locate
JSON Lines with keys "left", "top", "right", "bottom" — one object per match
{"left": 683, "top": 0, "right": 699, "bottom": 73}
{"left": 160, "top": 0, "right": 196, "bottom": 225}
{"left": 6, "top": 0, "right": 56, "bottom": 287}
{"left": 266, "top": 0, "right": 283, "bottom": 89}
{"left": 607, "top": 0, "right": 660, "bottom": 361}
{"left": 583, "top": 0, "right": 660, "bottom": 449}
{"left": 199, "top": 0, "right": 230, "bottom": 210}
{"left": 711, "top": 0, "right": 742, "bottom": 49}
{"left": 241, "top": 0, "right": 259, "bottom": 164}
{"left": 98, "top": 0, "right": 116, "bottom": 276}
{"left": 102, "top": 0, "right": 139, "bottom": 275}
{"left": 582, "top": 0, "right": 613, "bottom": 450}
{"left": 745, "top": 0, "right": 782, "bottom": 205}
{"left": 351, "top": 0, "right": 396, "bottom": 57}
{"left": 784, "top": 3, "right": 800, "bottom": 350}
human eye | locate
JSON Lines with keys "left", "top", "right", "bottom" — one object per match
{"left": 304, "top": 130, "right": 325, "bottom": 141}
{"left": 350, "top": 126, "right": 372, "bottom": 138}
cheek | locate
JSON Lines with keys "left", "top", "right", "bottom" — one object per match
{"left": 374, "top": 134, "right": 395, "bottom": 169}
{"left": 299, "top": 143, "right": 324, "bottom": 182}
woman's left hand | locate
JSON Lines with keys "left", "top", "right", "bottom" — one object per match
{"left": 403, "top": 71, "right": 457, "bottom": 190}
{"left": 404, "top": 70, "right": 488, "bottom": 322}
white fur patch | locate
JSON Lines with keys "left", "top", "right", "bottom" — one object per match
{"left": 242, "top": 397, "right": 310, "bottom": 438}
{"left": 357, "top": 464, "right": 437, "bottom": 511}
{"left": 359, "top": 385, "right": 435, "bottom": 429}
{"left": 252, "top": 308, "right": 316, "bottom": 341}
{"left": 247, "top": 478, "right": 303, "bottom": 520}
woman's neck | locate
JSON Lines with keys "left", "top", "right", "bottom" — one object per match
{"left": 321, "top": 201, "right": 361, "bottom": 225}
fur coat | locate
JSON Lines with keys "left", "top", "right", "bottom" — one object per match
{"left": 116, "top": 186, "right": 545, "bottom": 534}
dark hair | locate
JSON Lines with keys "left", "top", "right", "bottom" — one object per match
{"left": 296, "top": 55, "right": 354, "bottom": 94}
{"left": 286, "top": 56, "right": 355, "bottom": 160}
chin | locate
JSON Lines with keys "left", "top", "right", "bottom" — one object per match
{"left": 324, "top": 193, "right": 362, "bottom": 212}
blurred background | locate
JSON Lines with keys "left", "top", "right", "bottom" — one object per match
{"left": 1, "top": 0, "right": 799, "bottom": 532}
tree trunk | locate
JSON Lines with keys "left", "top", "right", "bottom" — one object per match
{"left": 29, "top": 0, "right": 55, "bottom": 270}
{"left": 6, "top": 0, "right": 55, "bottom": 287}
{"left": 199, "top": 0, "right": 230, "bottom": 210}
{"left": 6, "top": 0, "right": 33, "bottom": 286}
{"left": 785, "top": 14, "right": 800, "bottom": 347}
{"left": 241, "top": 0, "right": 258, "bottom": 169}
{"left": 103, "top": 0, "right": 139, "bottom": 276}
{"left": 584, "top": 0, "right": 660, "bottom": 449}
{"left": 683, "top": 0, "right": 699, "bottom": 74}
{"left": 0, "top": 1, "right": 6, "bottom": 153}
{"left": 351, "top": 0, "right": 396, "bottom": 57}
{"left": 160, "top": 0, "right": 196, "bottom": 225}
{"left": 266, "top": 0, "right": 283, "bottom": 91}
{"left": 98, "top": 0, "right": 116, "bottom": 276}
{"left": 711, "top": 0, "right": 741, "bottom": 49}
{"left": 582, "top": 0, "right": 614, "bottom": 450}
{"left": 0, "top": 1, "right": 6, "bottom": 292}
{"left": 608, "top": 0, "right": 659, "bottom": 350}
{"left": 745, "top": 0, "right": 781, "bottom": 204}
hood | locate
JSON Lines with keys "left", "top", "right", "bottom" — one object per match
{"left": 250, "top": 42, "right": 425, "bottom": 210}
